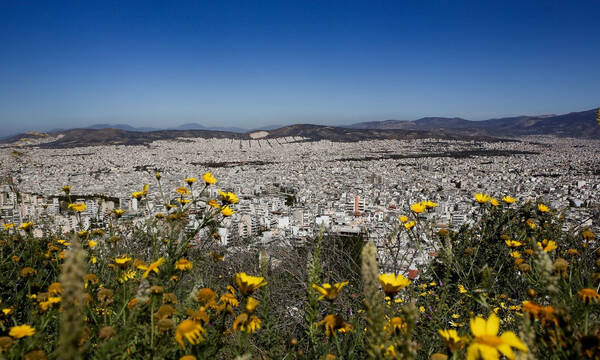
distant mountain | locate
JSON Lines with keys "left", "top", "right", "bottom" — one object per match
{"left": 32, "top": 128, "right": 247, "bottom": 148}
{"left": 2, "top": 108, "right": 597, "bottom": 148}
{"left": 250, "top": 123, "right": 288, "bottom": 131}
{"left": 86, "top": 122, "right": 248, "bottom": 133}
{"left": 87, "top": 123, "right": 158, "bottom": 132}
{"left": 172, "top": 123, "right": 247, "bottom": 133}
{"left": 253, "top": 124, "right": 495, "bottom": 142}
{"left": 173, "top": 123, "right": 206, "bottom": 130}
{"left": 1, "top": 124, "right": 499, "bottom": 149}
{"left": 348, "top": 109, "right": 600, "bottom": 138}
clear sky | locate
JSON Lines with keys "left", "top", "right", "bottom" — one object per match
{"left": 1, "top": 0, "right": 599, "bottom": 136}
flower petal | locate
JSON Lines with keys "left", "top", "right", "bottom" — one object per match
{"left": 470, "top": 316, "right": 486, "bottom": 337}
{"left": 500, "top": 331, "right": 528, "bottom": 351}
{"left": 497, "top": 343, "right": 515, "bottom": 360}
{"left": 479, "top": 344, "right": 500, "bottom": 360}
{"left": 486, "top": 313, "right": 499, "bottom": 336}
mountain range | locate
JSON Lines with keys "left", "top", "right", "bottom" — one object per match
{"left": 2, "top": 108, "right": 598, "bottom": 148}
{"left": 348, "top": 109, "right": 599, "bottom": 138}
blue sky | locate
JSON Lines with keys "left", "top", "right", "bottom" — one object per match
{"left": 1, "top": 0, "right": 599, "bottom": 136}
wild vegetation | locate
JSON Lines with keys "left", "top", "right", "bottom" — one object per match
{"left": 0, "top": 173, "right": 598, "bottom": 359}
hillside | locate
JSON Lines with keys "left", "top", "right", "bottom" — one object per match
{"left": 349, "top": 108, "right": 600, "bottom": 138}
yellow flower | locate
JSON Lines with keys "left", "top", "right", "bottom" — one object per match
{"left": 490, "top": 198, "right": 500, "bottom": 207}
{"left": 82, "top": 274, "right": 98, "bottom": 290}
{"left": 219, "top": 292, "right": 239, "bottom": 308}
{"left": 419, "top": 306, "right": 426, "bottom": 313}
{"left": 180, "top": 356, "right": 196, "bottom": 360}
{"left": 131, "top": 191, "right": 144, "bottom": 199}
{"left": 424, "top": 200, "right": 438, "bottom": 208}
{"left": 113, "top": 255, "right": 132, "bottom": 268}
{"left": 88, "top": 240, "right": 98, "bottom": 248}
{"left": 138, "top": 257, "right": 165, "bottom": 278}
{"left": 526, "top": 219, "right": 536, "bottom": 230}
{"left": 186, "top": 307, "right": 209, "bottom": 323}
{"left": 56, "top": 239, "right": 69, "bottom": 246}
{"left": 3, "top": 223, "right": 15, "bottom": 231}
{"left": 458, "top": 284, "right": 468, "bottom": 294}
{"left": 404, "top": 221, "right": 416, "bottom": 230}
{"left": 474, "top": 193, "right": 491, "bottom": 203}
{"left": 48, "top": 282, "right": 63, "bottom": 295}
{"left": 194, "top": 288, "right": 218, "bottom": 306}
{"left": 504, "top": 240, "right": 523, "bottom": 248}
{"left": 119, "top": 270, "right": 137, "bottom": 283}
{"left": 509, "top": 251, "right": 521, "bottom": 259}
{"left": 9, "top": 324, "right": 35, "bottom": 339}
{"left": 2, "top": 308, "right": 13, "bottom": 316}
{"left": 398, "top": 215, "right": 408, "bottom": 223}
{"left": 20, "top": 267, "right": 36, "bottom": 278}
{"left": 233, "top": 313, "right": 262, "bottom": 333}
{"left": 312, "top": 282, "right": 349, "bottom": 301}
{"left": 92, "top": 229, "right": 105, "bottom": 236}
{"left": 176, "top": 187, "right": 190, "bottom": 196}
{"left": 439, "top": 329, "right": 466, "bottom": 351}
{"left": 430, "top": 353, "right": 449, "bottom": 360}
{"left": 582, "top": 230, "right": 595, "bottom": 241}
{"left": 175, "top": 320, "right": 205, "bottom": 348}
{"left": 68, "top": 202, "right": 87, "bottom": 212}
{"left": 317, "top": 314, "right": 353, "bottom": 338}
{"left": 112, "top": 209, "right": 125, "bottom": 217}
{"left": 155, "top": 172, "right": 161, "bottom": 180}
{"left": 378, "top": 273, "right": 411, "bottom": 297}
{"left": 235, "top": 273, "right": 267, "bottom": 295}
{"left": 39, "top": 297, "right": 61, "bottom": 311}
{"left": 410, "top": 202, "right": 426, "bottom": 213}
{"left": 578, "top": 288, "right": 600, "bottom": 304}
{"left": 466, "top": 313, "right": 527, "bottom": 360}
{"left": 566, "top": 248, "right": 580, "bottom": 257}
{"left": 245, "top": 297, "right": 260, "bottom": 313}
{"left": 62, "top": 185, "right": 71, "bottom": 194}
{"left": 175, "top": 258, "right": 193, "bottom": 271}
{"left": 19, "top": 221, "right": 34, "bottom": 231}
{"left": 220, "top": 206, "right": 235, "bottom": 217}
{"left": 202, "top": 172, "right": 217, "bottom": 185}
{"left": 537, "top": 204, "right": 550, "bottom": 213}
{"left": 386, "top": 316, "right": 407, "bottom": 335}
{"left": 537, "top": 239, "right": 557, "bottom": 252}
{"left": 184, "top": 177, "right": 197, "bottom": 186}
{"left": 502, "top": 196, "right": 516, "bottom": 204}
{"left": 178, "top": 199, "right": 191, "bottom": 204}
{"left": 218, "top": 190, "right": 239, "bottom": 204}
{"left": 207, "top": 199, "right": 220, "bottom": 208}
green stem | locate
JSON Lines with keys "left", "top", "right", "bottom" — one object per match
{"left": 585, "top": 308, "right": 589, "bottom": 335}
{"left": 150, "top": 298, "right": 155, "bottom": 349}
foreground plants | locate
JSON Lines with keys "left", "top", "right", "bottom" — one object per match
{"left": 0, "top": 181, "right": 598, "bottom": 359}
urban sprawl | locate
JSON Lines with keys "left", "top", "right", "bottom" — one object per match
{"left": 1, "top": 135, "right": 598, "bottom": 268}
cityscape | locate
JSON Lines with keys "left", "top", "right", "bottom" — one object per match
{"left": 2, "top": 134, "right": 598, "bottom": 251}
